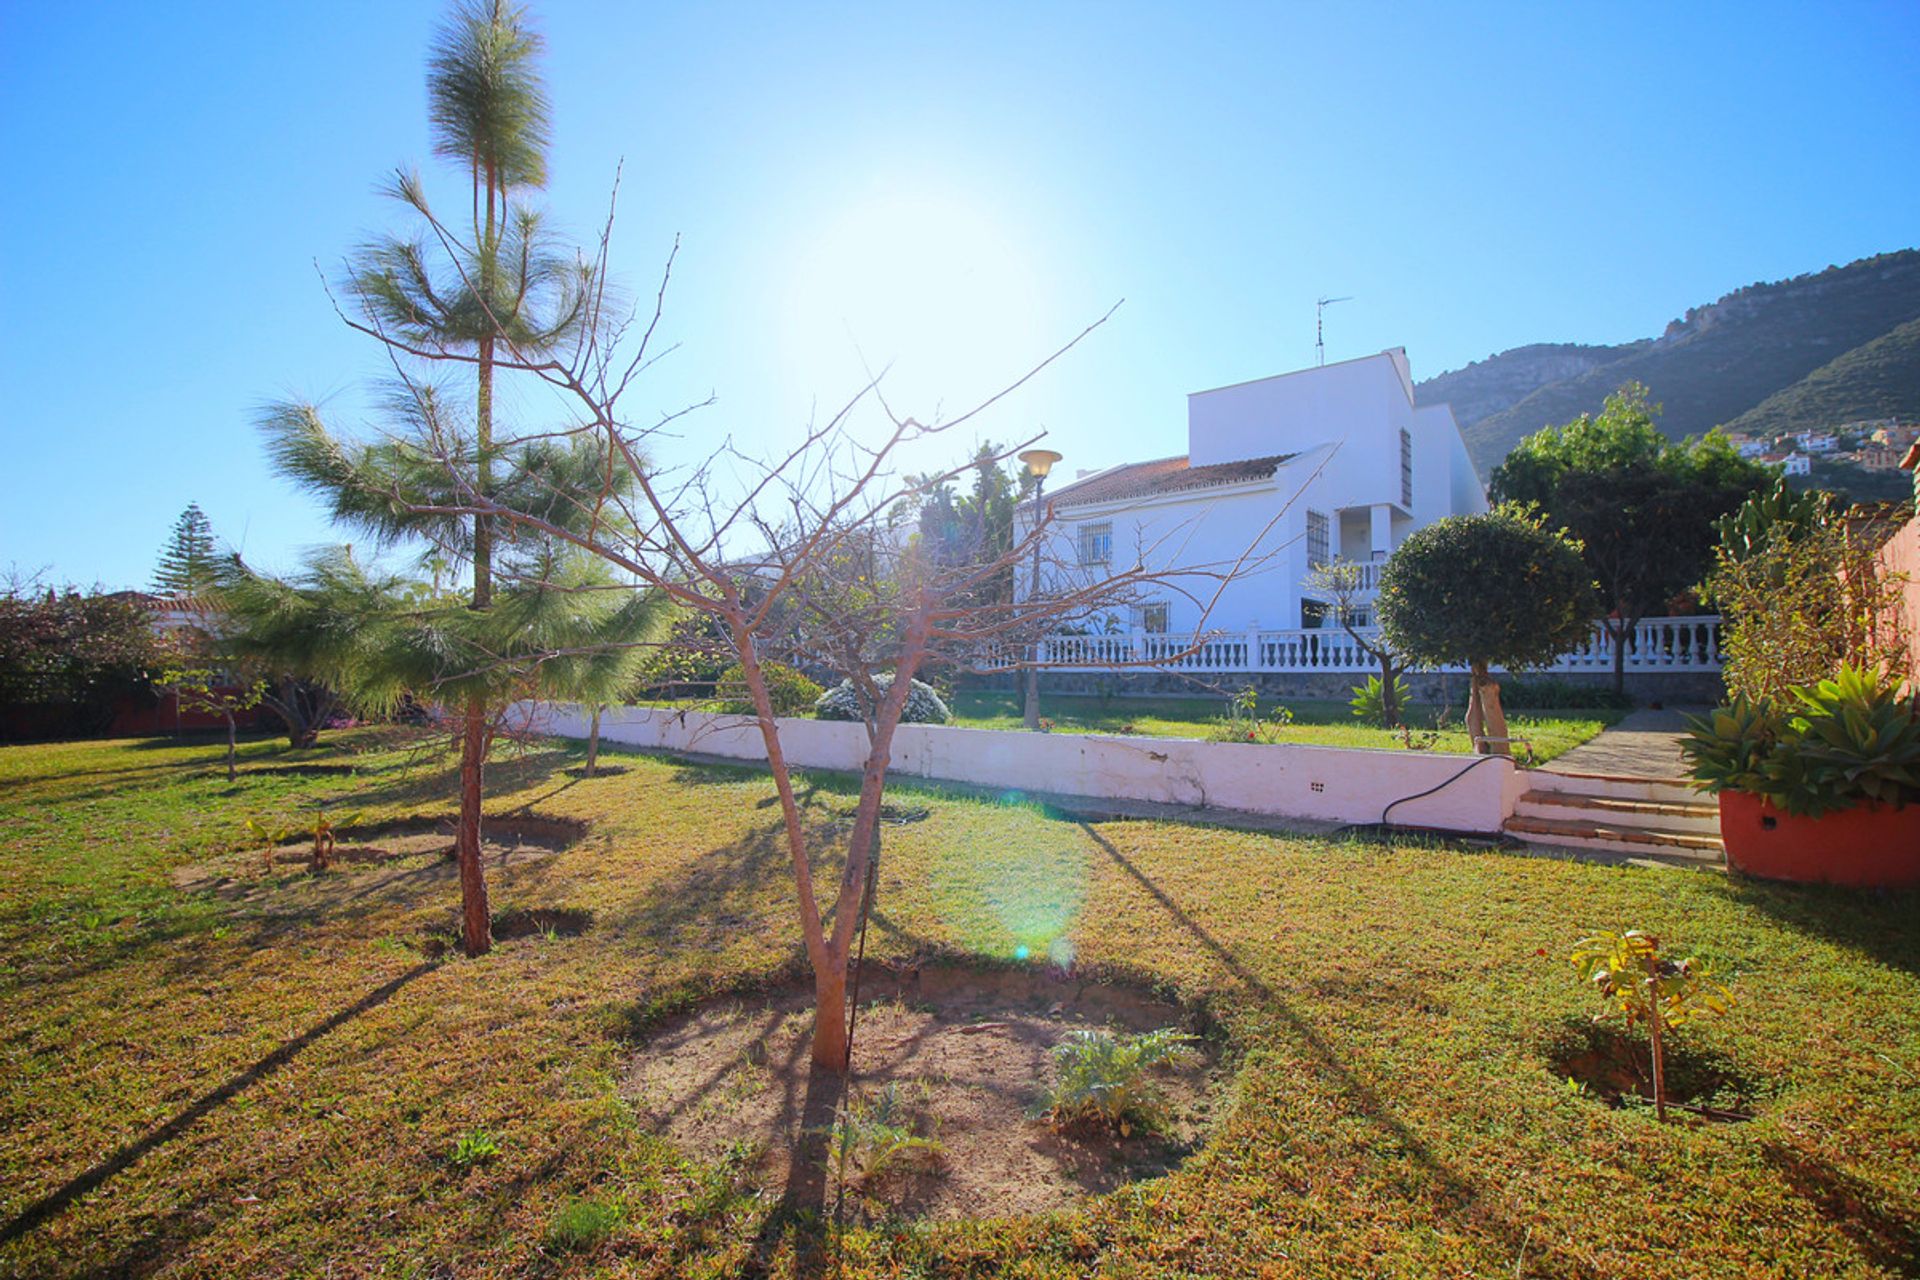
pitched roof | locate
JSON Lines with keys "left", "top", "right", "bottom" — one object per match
{"left": 1042, "top": 453, "right": 1298, "bottom": 508}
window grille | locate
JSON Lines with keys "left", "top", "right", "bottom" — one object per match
{"left": 1077, "top": 521, "right": 1112, "bottom": 565}
{"left": 1400, "top": 428, "right": 1414, "bottom": 507}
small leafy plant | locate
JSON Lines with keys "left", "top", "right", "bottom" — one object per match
{"left": 1209, "top": 685, "right": 1293, "bottom": 744}
{"left": 304, "top": 810, "right": 363, "bottom": 872}
{"left": 825, "top": 1082, "right": 944, "bottom": 1190}
{"left": 712, "top": 660, "right": 823, "bottom": 717}
{"left": 1041, "top": 1026, "right": 1199, "bottom": 1135}
{"left": 1570, "top": 930, "right": 1734, "bottom": 1122}
{"left": 449, "top": 1128, "right": 501, "bottom": 1169}
{"left": 244, "top": 817, "right": 296, "bottom": 871}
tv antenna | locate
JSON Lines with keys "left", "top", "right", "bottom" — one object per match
{"left": 1315, "top": 295, "right": 1352, "bottom": 366}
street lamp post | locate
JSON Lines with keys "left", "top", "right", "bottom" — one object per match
{"left": 1017, "top": 448, "right": 1063, "bottom": 731}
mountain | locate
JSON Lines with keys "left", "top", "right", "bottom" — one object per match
{"left": 1722, "top": 315, "right": 1920, "bottom": 439}
{"left": 1418, "top": 250, "right": 1920, "bottom": 477}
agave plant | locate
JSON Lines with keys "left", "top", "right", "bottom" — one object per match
{"left": 1040, "top": 1026, "right": 1199, "bottom": 1135}
{"left": 1681, "top": 697, "right": 1782, "bottom": 797}
{"left": 1682, "top": 666, "right": 1920, "bottom": 818}
{"left": 1769, "top": 666, "right": 1920, "bottom": 816}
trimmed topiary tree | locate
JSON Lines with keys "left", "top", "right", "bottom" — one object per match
{"left": 815, "top": 674, "right": 951, "bottom": 724}
{"left": 1376, "top": 506, "right": 1596, "bottom": 755}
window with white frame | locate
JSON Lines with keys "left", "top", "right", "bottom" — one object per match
{"left": 1077, "top": 521, "right": 1112, "bottom": 566}
{"left": 1137, "top": 602, "right": 1169, "bottom": 634}
{"left": 1306, "top": 509, "right": 1330, "bottom": 568}
{"left": 1400, "top": 428, "right": 1413, "bottom": 507}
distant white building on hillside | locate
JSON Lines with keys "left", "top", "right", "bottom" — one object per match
{"left": 1019, "top": 348, "right": 1487, "bottom": 636}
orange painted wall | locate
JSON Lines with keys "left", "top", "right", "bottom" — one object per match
{"left": 1876, "top": 514, "right": 1920, "bottom": 680}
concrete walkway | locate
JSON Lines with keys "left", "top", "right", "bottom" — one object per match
{"left": 1541, "top": 707, "right": 1707, "bottom": 780}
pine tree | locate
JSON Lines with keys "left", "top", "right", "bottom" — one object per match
{"left": 259, "top": 0, "right": 667, "bottom": 956}
{"left": 153, "top": 503, "right": 219, "bottom": 597}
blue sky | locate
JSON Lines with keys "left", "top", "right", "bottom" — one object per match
{"left": 4, "top": 1, "right": 1917, "bottom": 589}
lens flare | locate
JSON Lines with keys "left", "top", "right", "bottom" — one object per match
{"left": 926, "top": 821, "right": 1090, "bottom": 969}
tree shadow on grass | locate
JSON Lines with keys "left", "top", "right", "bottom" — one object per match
{"left": 0, "top": 961, "right": 437, "bottom": 1249}
{"left": 1711, "top": 875, "right": 1920, "bottom": 979}
{"left": 739, "top": 1057, "right": 844, "bottom": 1280}
{"left": 1761, "top": 1139, "right": 1920, "bottom": 1274}
{"left": 1072, "top": 819, "right": 1603, "bottom": 1279}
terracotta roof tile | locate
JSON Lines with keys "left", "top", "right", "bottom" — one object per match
{"left": 1042, "top": 453, "right": 1297, "bottom": 507}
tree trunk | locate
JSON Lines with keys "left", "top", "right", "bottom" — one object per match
{"left": 225, "top": 713, "right": 238, "bottom": 782}
{"left": 1609, "top": 616, "right": 1635, "bottom": 697}
{"left": 1378, "top": 654, "right": 1401, "bottom": 728}
{"left": 267, "top": 680, "right": 325, "bottom": 750}
{"left": 811, "top": 958, "right": 850, "bottom": 1071}
{"left": 1023, "top": 664, "right": 1041, "bottom": 730}
{"left": 586, "top": 705, "right": 602, "bottom": 776}
{"left": 1646, "top": 956, "right": 1668, "bottom": 1123}
{"left": 456, "top": 699, "right": 492, "bottom": 956}
{"left": 1468, "top": 660, "right": 1510, "bottom": 756}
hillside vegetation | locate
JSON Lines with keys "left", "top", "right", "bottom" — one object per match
{"left": 1419, "top": 250, "right": 1920, "bottom": 476}
{"left": 1724, "top": 315, "right": 1920, "bottom": 440}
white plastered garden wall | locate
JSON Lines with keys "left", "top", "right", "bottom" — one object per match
{"left": 523, "top": 703, "right": 1525, "bottom": 834}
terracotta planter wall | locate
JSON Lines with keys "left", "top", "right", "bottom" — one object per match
{"left": 1719, "top": 791, "right": 1920, "bottom": 888}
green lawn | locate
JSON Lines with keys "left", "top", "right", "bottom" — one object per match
{"left": 2, "top": 730, "right": 1916, "bottom": 1277}
{"left": 949, "top": 691, "right": 1623, "bottom": 764}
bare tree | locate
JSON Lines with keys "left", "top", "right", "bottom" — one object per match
{"left": 270, "top": 11, "right": 1307, "bottom": 1068}
{"left": 1303, "top": 556, "right": 1408, "bottom": 727}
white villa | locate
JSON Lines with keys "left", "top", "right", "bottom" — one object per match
{"left": 1024, "top": 348, "right": 1486, "bottom": 637}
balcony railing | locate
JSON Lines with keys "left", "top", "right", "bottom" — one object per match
{"left": 1019, "top": 615, "right": 1723, "bottom": 675}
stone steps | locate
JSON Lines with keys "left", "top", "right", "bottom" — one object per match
{"left": 1505, "top": 771, "right": 1724, "bottom": 863}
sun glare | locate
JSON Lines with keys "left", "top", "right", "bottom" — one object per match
{"left": 781, "top": 185, "right": 1055, "bottom": 424}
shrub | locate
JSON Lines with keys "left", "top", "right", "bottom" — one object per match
{"left": 813, "top": 674, "right": 951, "bottom": 724}
{"left": 544, "top": 1195, "right": 624, "bottom": 1252}
{"left": 712, "top": 661, "right": 823, "bottom": 717}
{"left": 1350, "top": 674, "right": 1413, "bottom": 725}
{"left": 1207, "top": 684, "right": 1292, "bottom": 743}
{"left": 1377, "top": 507, "right": 1597, "bottom": 676}
{"left": 1707, "top": 487, "right": 1911, "bottom": 702}
{"left": 1040, "top": 1026, "right": 1199, "bottom": 1135}
{"left": 1683, "top": 665, "right": 1920, "bottom": 817}
{"left": 1495, "top": 677, "right": 1634, "bottom": 711}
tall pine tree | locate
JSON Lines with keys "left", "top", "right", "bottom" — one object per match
{"left": 153, "top": 502, "right": 219, "bottom": 596}
{"left": 260, "top": 0, "right": 668, "bottom": 956}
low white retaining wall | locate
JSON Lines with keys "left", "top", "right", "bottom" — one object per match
{"left": 525, "top": 703, "right": 1525, "bottom": 834}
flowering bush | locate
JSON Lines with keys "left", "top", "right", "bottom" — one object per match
{"left": 813, "top": 674, "right": 952, "bottom": 724}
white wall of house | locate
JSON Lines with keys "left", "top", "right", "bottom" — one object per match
{"left": 1023, "top": 349, "right": 1487, "bottom": 633}
{"left": 525, "top": 702, "right": 1525, "bottom": 833}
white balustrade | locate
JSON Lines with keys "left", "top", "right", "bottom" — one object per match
{"left": 1020, "top": 616, "right": 1723, "bottom": 675}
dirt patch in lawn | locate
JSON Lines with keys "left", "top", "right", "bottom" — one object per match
{"left": 169, "top": 814, "right": 587, "bottom": 896}
{"left": 1547, "top": 1020, "right": 1758, "bottom": 1121}
{"left": 624, "top": 963, "right": 1221, "bottom": 1223}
